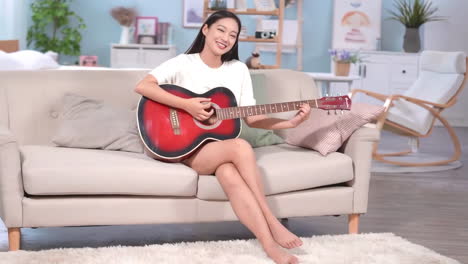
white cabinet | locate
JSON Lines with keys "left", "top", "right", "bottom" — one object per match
{"left": 349, "top": 51, "right": 420, "bottom": 105}
{"left": 110, "top": 44, "right": 176, "bottom": 69}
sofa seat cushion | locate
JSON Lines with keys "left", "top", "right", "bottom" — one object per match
{"left": 21, "top": 145, "right": 198, "bottom": 196}
{"left": 197, "top": 144, "right": 354, "bottom": 200}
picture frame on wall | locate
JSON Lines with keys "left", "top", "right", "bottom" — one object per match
{"left": 183, "top": 0, "right": 203, "bottom": 28}
{"left": 135, "top": 16, "right": 158, "bottom": 37}
{"left": 332, "top": 0, "right": 382, "bottom": 50}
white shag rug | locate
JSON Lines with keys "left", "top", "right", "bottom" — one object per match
{"left": 0, "top": 233, "right": 460, "bottom": 264}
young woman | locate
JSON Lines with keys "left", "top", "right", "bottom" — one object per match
{"left": 135, "top": 10, "right": 310, "bottom": 264}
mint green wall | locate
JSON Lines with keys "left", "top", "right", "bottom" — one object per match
{"left": 1, "top": 0, "right": 409, "bottom": 71}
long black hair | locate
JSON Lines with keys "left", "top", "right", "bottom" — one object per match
{"left": 185, "top": 10, "right": 241, "bottom": 62}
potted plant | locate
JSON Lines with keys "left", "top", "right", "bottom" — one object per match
{"left": 329, "top": 49, "right": 361, "bottom": 76}
{"left": 27, "top": 0, "right": 86, "bottom": 61}
{"left": 387, "top": 0, "right": 444, "bottom": 53}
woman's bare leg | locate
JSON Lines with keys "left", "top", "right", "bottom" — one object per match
{"left": 184, "top": 138, "right": 303, "bottom": 249}
{"left": 214, "top": 163, "right": 298, "bottom": 264}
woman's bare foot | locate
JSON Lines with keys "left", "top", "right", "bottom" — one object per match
{"left": 269, "top": 220, "right": 303, "bottom": 249}
{"left": 264, "top": 243, "right": 299, "bottom": 264}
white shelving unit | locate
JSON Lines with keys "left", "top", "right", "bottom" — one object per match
{"left": 110, "top": 44, "right": 176, "bottom": 69}
{"left": 352, "top": 51, "right": 419, "bottom": 105}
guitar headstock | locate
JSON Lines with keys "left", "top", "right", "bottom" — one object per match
{"left": 317, "top": 95, "right": 352, "bottom": 112}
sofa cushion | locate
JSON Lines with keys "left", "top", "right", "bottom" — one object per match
{"left": 197, "top": 144, "right": 354, "bottom": 200}
{"left": 52, "top": 93, "right": 143, "bottom": 153}
{"left": 21, "top": 145, "right": 198, "bottom": 196}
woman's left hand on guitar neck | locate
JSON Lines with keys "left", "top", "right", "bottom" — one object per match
{"left": 288, "top": 103, "right": 311, "bottom": 128}
{"left": 244, "top": 103, "right": 311, "bottom": 130}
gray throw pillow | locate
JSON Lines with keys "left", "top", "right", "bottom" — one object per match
{"left": 52, "top": 93, "right": 143, "bottom": 153}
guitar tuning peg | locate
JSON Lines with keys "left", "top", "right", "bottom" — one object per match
{"left": 334, "top": 109, "right": 337, "bottom": 115}
{"left": 341, "top": 110, "right": 344, "bottom": 115}
{"left": 327, "top": 110, "right": 330, "bottom": 115}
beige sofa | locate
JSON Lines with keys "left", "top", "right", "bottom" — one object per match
{"left": 0, "top": 68, "right": 380, "bottom": 251}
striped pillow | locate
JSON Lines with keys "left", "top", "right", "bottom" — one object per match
{"left": 284, "top": 103, "right": 384, "bottom": 155}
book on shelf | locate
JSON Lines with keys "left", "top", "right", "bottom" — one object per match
{"left": 157, "top": 22, "right": 171, "bottom": 45}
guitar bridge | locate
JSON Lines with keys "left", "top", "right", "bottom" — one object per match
{"left": 170, "top": 108, "right": 181, "bottom": 135}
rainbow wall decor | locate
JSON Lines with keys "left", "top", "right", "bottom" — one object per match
{"left": 332, "top": 0, "right": 382, "bottom": 50}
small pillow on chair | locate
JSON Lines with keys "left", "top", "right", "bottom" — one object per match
{"left": 419, "top": 51, "right": 466, "bottom": 74}
{"left": 284, "top": 103, "right": 384, "bottom": 155}
{"left": 52, "top": 93, "right": 144, "bottom": 153}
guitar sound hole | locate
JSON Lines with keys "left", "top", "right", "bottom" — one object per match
{"left": 194, "top": 105, "right": 222, "bottom": 130}
{"left": 200, "top": 109, "right": 218, "bottom": 126}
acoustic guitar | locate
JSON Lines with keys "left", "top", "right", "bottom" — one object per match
{"left": 137, "top": 84, "right": 351, "bottom": 162}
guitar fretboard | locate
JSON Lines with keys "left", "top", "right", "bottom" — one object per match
{"left": 216, "top": 100, "right": 318, "bottom": 120}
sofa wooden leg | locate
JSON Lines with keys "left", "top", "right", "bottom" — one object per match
{"left": 8, "top": 227, "right": 21, "bottom": 251}
{"left": 348, "top": 214, "right": 359, "bottom": 234}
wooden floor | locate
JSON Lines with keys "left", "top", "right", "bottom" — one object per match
{"left": 1, "top": 127, "right": 467, "bottom": 263}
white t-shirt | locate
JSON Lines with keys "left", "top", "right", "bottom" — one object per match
{"left": 149, "top": 53, "right": 256, "bottom": 107}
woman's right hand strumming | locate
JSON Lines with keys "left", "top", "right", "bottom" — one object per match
{"left": 135, "top": 75, "right": 214, "bottom": 122}
{"left": 184, "top": 97, "right": 214, "bottom": 121}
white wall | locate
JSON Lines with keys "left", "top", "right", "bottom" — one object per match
{"left": 0, "top": 0, "right": 28, "bottom": 49}
{"left": 423, "top": 0, "right": 468, "bottom": 127}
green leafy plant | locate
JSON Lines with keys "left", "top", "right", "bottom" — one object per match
{"left": 388, "top": 0, "right": 444, "bottom": 28}
{"left": 27, "top": 0, "right": 86, "bottom": 56}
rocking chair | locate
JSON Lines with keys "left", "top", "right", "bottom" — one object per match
{"left": 351, "top": 50, "right": 468, "bottom": 166}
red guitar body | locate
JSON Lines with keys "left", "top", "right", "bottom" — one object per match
{"left": 137, "top": 84, "right": 241, "bottom": 162}
{"left": 137, "top": 84, "right": 352, "bottom": 162}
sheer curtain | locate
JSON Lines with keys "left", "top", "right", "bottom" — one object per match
{"left": 0, "top": 0, "right": 28, "bottom": 49}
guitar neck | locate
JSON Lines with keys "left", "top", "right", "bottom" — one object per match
{"left": 216, "top": 100, "right": 319, "bottom": 120}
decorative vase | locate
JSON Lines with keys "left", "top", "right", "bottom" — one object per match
{"left": 335, "top": 61, "right": 351, "bottom": 76}
{"left": 119, "top": 26, "right": 130, "bottom": 44}
{"left": 403, "top": 27, "right": 421, "bottom": 53}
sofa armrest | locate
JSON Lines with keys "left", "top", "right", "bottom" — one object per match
{"left": 339, "top": 124, "right": 380, "bottom": 213}
{"left": 0, "top": 126, "right": 24, "bottom": 227}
